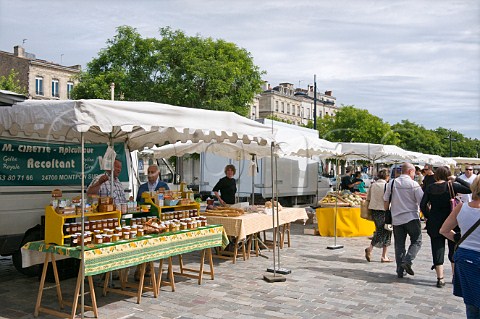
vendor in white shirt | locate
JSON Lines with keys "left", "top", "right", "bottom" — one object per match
{"left": 458, "top": 166, "right": 477, "bottom": 203}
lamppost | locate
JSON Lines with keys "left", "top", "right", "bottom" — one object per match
{"left": 444, "top": 130, "right": 457, "bottom": 157}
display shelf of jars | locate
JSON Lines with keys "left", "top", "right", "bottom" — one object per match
{"left": 44, "top": 205, "right": 122, "bottom": 246}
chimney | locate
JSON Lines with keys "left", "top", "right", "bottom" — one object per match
{"left": 325, "top": 90, "right": 332, "bottom": 96}
{"left": 14, "top": 45, "right": 25, "bottom": 57}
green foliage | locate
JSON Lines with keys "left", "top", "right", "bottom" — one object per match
{"left": 392, "top": 121, "right": 479, "bottom": 157}
{"left": 72, "top": 26, "right": 264, "bottom": 116}
{"left": 266, "top": 114, "right": 292, "bottom": 124}
{"left": 0, "top": 69, "right": 27, "bottom": 94}
{"left": 316, "top": 105, "right": 399, "bottom": 144}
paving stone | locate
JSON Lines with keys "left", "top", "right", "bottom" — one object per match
{"left": 0, "top": 223, "right": 468, "bottom": 318}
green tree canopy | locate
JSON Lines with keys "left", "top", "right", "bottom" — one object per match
{"left": 0, "top": 69, "right": 27, "bottom": 94}
{"left": 312, "top": 105, "right": 399, "bottom": 145}
{"left": 72, "top": 26, "right": 264, "bottom": 116}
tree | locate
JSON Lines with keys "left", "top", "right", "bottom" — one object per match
{"left": 0, "top": 69, "right": 27, "bottom": 94}
{"left": 72, "top": 26, "right": 265, "bottom": 116}
{"left": 391, "top": 120, "right": 443, "bottom": 155}
{"left": 312, "top": 105, "right": 399, "bottom": 144}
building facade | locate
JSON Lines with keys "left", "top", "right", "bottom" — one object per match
{"left": 255, "top": 82, "right": 338, "bottom": 126}
{"left": 0, "top": 46, "right": 80, "bottom": 100}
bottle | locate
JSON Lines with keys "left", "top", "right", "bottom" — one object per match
{"left": 180, "top": 181, "right": 187, "bottom": 198}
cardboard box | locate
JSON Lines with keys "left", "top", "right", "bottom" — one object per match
{"left": 304, "top": 227, "right": 319, "bottom": 235}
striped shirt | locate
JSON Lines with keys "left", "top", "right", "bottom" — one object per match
{"left": 88, "top": 174, "right": 127, "bottom": 206}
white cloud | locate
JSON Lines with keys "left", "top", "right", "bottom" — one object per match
{"left": 1, "top": 0, "right": 479, "bottom": 139}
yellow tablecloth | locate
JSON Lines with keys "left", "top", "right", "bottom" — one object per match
{"left": 316, "top": 207, "right": 375, "bottom": 237}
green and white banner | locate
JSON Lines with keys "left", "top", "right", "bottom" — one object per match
{"left": 0, "top": 139, "right": 128, "bottom": 186}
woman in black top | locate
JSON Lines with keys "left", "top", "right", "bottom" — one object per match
{"left": 420, "top": 166, "right": 471, "bottom": 288}
{"left": 212, "top": 164, "right": 237, "bottom": 205}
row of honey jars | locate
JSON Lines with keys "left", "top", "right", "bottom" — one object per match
{"left": 63, "top": 218, "right": 119, "bottom": 235}
{"left": 161, "top": 209, "right": 197, "bottom": 221}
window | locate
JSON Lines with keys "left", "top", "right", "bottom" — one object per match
{"left": 67, "top": 82, "right": 74, "bottom": 99}
{"left": 35, "top": 77, "right": 44, "bottom": 95}
{"left": 275, "top": 101, "right": 279, "bottom": 112}
{"left": 52, "top": 79, "right": 59, "bottom": 98}
{"left": 281, "top": 102, "right": 285, "bottom": 113}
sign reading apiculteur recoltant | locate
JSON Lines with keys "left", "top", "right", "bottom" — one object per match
{"left": 0, "top": 139, "right": 128, "bottom": 186}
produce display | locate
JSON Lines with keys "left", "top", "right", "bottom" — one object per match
{"left": 319, "top": 191, "right": 364, "bottom": 207}
{"left": 204, "top": 206, "right": 245, "bottom": 217}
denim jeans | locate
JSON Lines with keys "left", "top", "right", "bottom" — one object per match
{"left": 393, "top": 219, "right": 422, "bottom": 273}
{"left": 466, "top": 304, "right": 480, "bottom": 319}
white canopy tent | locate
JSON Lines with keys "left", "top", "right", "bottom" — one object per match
{"left": 0, "top": 99, "right": 274, "bottom": 148}
{"left": 450, "top": 157, "right": 480, "bottom": 165}
{"left": 151, "top": 140, "right": 273, "bottom": 160}
{"left": 337, "top": 142, "right": 410, "bottom": 163}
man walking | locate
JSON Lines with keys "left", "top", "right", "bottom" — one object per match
{"left": 384, "top": 162, "right": 424, "bottom": 278}
{"left": 457, "top": 165, "right": 477, "bottom": 203}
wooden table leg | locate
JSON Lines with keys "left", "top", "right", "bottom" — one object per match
{"left": 88, "top": 275, "right": 98, "bottom": 318}
{"left": 168, "top": 257, "right": 175, "bottom": 292}
{"left": 156, "top": 259, "right": 164, "bottom": 293}
{"left": 207, "top": 248, "right": 214, "bottom": 280}
{"left": 198, "top": 249, "right": 206, "bottom": 285}
{"left": 136, "top": 263, "right": 146, "bottom": 304}
{"left": 70, "top": 264, "right": 83, "bottom": 319}
{"left": 149, "top": 261, "right": 158, "bottom": 298}
{"left": 178, "top": 255, "right": 184, "bottom": 273}
{"left": 102, "top": 271, "right": 110, "bottom": 296}
{"left": 49, "top": 254, "right": 64, "bottom": 309}
{"left": 34, "top": 253, "right": 50, "bottom": 317}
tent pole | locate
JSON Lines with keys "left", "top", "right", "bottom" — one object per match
{"left": 80, "top": 133, "right": 85, "bottom": 319}
{"left": 264, "top": 142, "right": 286, "bottom": 282}
{"left": 327, "top": 157, "right": 343, "bottom": 250}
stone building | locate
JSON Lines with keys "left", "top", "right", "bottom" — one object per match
{"left": 0, "top": 46, "right": 80, "bottom": 100}
{"left": 255, "top": 82, "right": 338, "bottom": 126}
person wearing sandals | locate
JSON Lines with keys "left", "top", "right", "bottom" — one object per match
{"left": 440, "top": 175, "right": 480, "bottom": 319}
{"left": 420, "top": 166, "right": 471, "bottom": 288}
{"left": 364, "top": 169, "right": 393, "bottom": 263}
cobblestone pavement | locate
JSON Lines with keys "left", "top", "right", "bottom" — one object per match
{"left": 0, "top": 222, "right": 466, "bottom": 319}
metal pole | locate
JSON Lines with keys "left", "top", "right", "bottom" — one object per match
{"left": 313, "top": 74, "right": 317, "bottom": 130}
{"left": 80, "top": 133, "right": 85, "bottom": 318}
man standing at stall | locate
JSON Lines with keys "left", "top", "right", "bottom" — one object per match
{"left": 136, "top": 164, "right": 170, "bottom": 203}
{"left": 341, "top": 166, "right": 359, "bottom": 192}
{"left": 87, "top": 158, "right": 127, "bottom": 206}
{"left": 457, "top": 165, "right": 477, "bottom": 203}
{"left": 384, "top": 162, "right": 424, "bottom": 278}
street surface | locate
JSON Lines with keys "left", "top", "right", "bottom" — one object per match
{"left": 0, "top": 222, "right": 465, "bottom": 319}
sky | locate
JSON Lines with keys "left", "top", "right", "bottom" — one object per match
{"left": 1, "top": 0, "right": 479, "bottom": 139}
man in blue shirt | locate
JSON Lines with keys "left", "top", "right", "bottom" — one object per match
{"left": 136, "top": 164, "right": 170, "bottom": 203}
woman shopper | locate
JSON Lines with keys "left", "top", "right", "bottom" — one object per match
{"left": 440, "top": 175, "right": 480, "bottom": 319}
{"left": 364, "top": 169, "right": 392, "bottom": 263}
{"left": 420, "top": 166, "right": 471, "bottom": 288}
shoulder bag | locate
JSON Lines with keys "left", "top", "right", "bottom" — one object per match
{"left": 384, "top": 180, "right": 394, "bottom": 230}
{"left": 455, "top": 217, "right": 480, "bottom": 251}
{"left": 447, "top": 181, "right": 460, "bottom": 211}
{"left": 360, "top": 196, "right": 373, "bottom": 221}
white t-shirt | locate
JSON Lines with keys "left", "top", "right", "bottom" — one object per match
{"left": 457, "top": 173, "right": 477, "bottom": 203}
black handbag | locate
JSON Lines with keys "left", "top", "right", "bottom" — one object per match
{"left": 384, "top": 180, "right": 394, "bottom": 230}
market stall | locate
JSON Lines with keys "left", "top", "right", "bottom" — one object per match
{"left": 0, "top": 99, "right": 275, "bottom": 317}
{"left": 316, "top": 207, "right": 375, "bottom": 237}
{"left": 22, "top": 225, "right": 226, "bottom": 318}
{"left": 204, "top": 207, "right": 307, "bottom": 263}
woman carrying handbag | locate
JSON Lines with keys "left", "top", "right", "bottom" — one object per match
{"left": 420, "top": 166, "right": 471, "bottom": 288}
{"left": 364, "top": 169, "right": 393, "bottom": 263}
{"left": 440, "top": 175, "right": 480, "bottom": 319}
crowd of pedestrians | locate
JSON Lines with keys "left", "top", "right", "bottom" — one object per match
{"left": 360, "top": 163, "right": 479, "bottom": 319}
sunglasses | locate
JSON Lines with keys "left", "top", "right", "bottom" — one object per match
{"left": 465, "top": 168, "right": 473, "bottom": 171}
